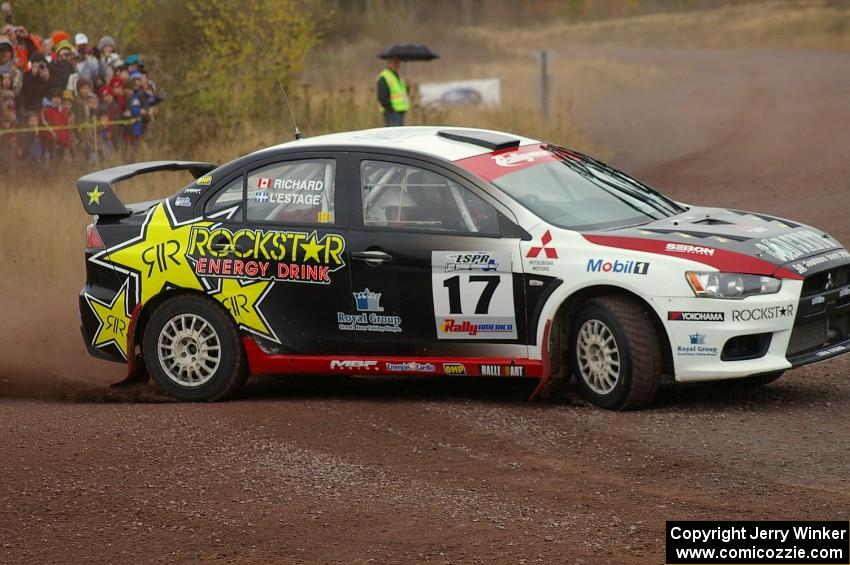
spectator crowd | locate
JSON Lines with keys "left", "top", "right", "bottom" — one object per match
{"left": 0, "top": 2, "right": 163, "bottom": 166}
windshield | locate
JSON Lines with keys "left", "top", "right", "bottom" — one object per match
{"left": 484, "top": 145, "right": 684, "bottom": 231}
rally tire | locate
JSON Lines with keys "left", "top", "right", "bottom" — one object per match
{"left": 568, "top": 296, "right": 662, "bottom": 410}
{"left": 143, "top": 294, "right": 248, "bottom": 401}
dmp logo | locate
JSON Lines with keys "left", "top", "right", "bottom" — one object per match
{"left": 443, "top": 363, "right": 466, "bottom": 375}
{"left": 141, "top": 240, "right": 181, "bottom": 276}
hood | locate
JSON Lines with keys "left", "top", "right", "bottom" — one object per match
{"left": 583, "top": 206, "right": 849, "bottom": 279}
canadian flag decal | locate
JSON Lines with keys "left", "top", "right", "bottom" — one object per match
{"left": 527, "top": 230, "right": 558, "bottom": 259}
{"left": 257, "top": 177, "right": 271, "bottom": 188}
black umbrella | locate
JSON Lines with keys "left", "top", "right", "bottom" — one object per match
{"left": 378, "top": 44, "right": 439, "bottom": 62}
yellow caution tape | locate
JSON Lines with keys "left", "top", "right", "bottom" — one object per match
{"left": 0, "top": 117, "right": 141, "bottom": 134}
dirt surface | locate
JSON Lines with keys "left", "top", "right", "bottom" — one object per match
{"left": 4, "top": 47, "right": 850, "bottom": 564}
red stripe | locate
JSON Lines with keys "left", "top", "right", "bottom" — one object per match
{"left": 582, "top": 234, "right": 803, "bottom": 280}
{"left": 243, "top": 338, "right": 543, "bottom": 377}
{"left": 455, "top": 143, "right": 560, "bottom": 182}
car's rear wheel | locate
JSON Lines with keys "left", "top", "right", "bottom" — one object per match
{"left": 143, "top": 295, "right": 247, "bottom": 401}
{"left": 568, "top": 296, "right": 662, "bottom": 410}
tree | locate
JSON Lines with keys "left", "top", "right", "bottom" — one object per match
{"left": 186, "top": 0, "right": 326, "bottom": 115}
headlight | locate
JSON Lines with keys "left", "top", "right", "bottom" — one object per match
{"left": 685, "top": 272, "right": 782, "bottom": 299}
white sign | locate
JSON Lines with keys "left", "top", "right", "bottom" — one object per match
{"left": 419, "top": 79, "right": 501, "bottom": 107}
{"left": 431, "top": 250, "right": 516, "bottom": 340}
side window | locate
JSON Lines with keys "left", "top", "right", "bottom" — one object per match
{"left": 204, "top": 176, "right": 244, "bottom": 216}
{"left": 361, "top": 160, "right": 499, "bottom": 234}
{"left": 246, "top": 159, "right": 335, "bottom": 225}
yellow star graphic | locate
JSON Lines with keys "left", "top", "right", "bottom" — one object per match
{"left": 301, "top": 233, "right": 324, "bottom": 263}
{"left": 85, "top": 281, "right": 131, "bottom": 359}
{"left": 87, "top": 186, "right": 104, "bottom": 205}
{"left": 106, "top": 203, "right": 211, "bottom": 304}
{"left": 212, "top": 278, "right": 275, "bottom": 340}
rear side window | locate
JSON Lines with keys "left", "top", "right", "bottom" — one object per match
{"left": 246, "top": 159, "right": 335, "bottom": 225}
{"left": 361, "top": 160, "right": 498, "bottom": 234}
{"left": 205, "top": 177, "right": 244, "bottom": 216}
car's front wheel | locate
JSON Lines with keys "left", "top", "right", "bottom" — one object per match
{"left": 568, "top": 296, "right": 663, "bottom": 410}
{"left": 143, "top": 294, "right": 247, "bottom": 401}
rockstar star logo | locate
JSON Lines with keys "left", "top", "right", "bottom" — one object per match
{"left": 85, "top": 280, "right": 131, "bottom": 359}
{"left": 301, "top": 233, "right": 324, "bottom": 263}
{"left": 87, "top": 186, "right": 104, "bottom": 205}
{"left": 98, "top": 202, "right": 212, "bottom": 304}
{"left": 212, "top": 278, "right": 277, "bottom": 342}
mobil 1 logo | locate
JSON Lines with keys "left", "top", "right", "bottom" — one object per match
{"left": 431, "top": 250, "right": 517, "bottom": 340}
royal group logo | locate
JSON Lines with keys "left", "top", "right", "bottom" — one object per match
{"left": 480, "top": 364, "right": 524, "bottom": 377}
{"left": 353, "top": 288, "right": 383, "bottom": 312}
{"left": 677, "top": 333, "right": 719, "bottom": 357}
{"left": 338, "top": 288, "right": 401, "bottom": 333}
{"left": 668, "top": 311, "right": 725, "bottom": 322}
{"left": 443, "top": 363, "right": 467, "bottom": 375}
{"left": 188, "top": 226, "right": 346, "bottom": 285}
{"left": 731, "top": 305, "right": 795, "bottom": 322}
{"left": 587, "top": 258, "right": 650, "bottom": 275}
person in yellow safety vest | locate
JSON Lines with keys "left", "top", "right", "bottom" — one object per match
{"left": 376, "top": 57, "right": 409, "bottom": 127}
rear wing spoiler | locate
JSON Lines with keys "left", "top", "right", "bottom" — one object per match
{"left": 76, "top": 160, "right": 217, "bottom": 216}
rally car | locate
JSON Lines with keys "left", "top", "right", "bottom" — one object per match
{"left": 77, "top": 127, "right": 850, "bottom": 409}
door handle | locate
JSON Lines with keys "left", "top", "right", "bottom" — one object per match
{"left": 352, "top": 250, "right": 393, "bottom": 266}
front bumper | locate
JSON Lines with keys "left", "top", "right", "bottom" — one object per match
{"left": 656, "top": 267, "right": 850, "bottom": 382}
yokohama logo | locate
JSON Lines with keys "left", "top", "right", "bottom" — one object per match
{"left": 668, "top": 311, "right": 725, "bottom": 322}
{"left": 527, "top": 230, "right": 558, "bottom": 259}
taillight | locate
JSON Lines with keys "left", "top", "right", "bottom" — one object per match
{"left": 86, "top": 224, "right": 105, "bottom": 250}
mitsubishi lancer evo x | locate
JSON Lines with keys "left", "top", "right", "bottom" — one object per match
{"left": 77, "top": 127, "right": 850, "bottom": 409}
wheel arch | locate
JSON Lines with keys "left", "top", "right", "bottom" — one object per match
{"left": 132, "top": 288, "right": 242, "bottom": 359}
{"left": 550, "top": 284, "right": 673, "bottom": 379}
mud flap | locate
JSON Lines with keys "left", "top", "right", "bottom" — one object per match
{"left": 111, "top": 353, "right": 150, "bottom": 387}
{"left": 111, "top": 303, "right": 150, "bottom": 387}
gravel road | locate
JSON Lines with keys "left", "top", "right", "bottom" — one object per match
{"left": 3, "top": 47, "right": 850, "bottom": 564}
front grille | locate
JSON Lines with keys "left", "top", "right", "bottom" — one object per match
{"left": 787, "top": 319, "right": 829, "bottom": 356}
{"left": 802, "top": 265, "right": 850, "bottom": 297}
{"left": 788, "top": 267, "right": 850, "bottom": 358}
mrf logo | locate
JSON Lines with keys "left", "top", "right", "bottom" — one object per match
{"left": 587, "top": 258, "right": 649, "bottom": 275}
{"left": 527, "top": 230, "right": 558, "bottom": 259}
{"left": 330, "top": 360, "right": 379, "bottom": 371}
{"left": 141, "top": 240, "right": 181, "bottom": 277}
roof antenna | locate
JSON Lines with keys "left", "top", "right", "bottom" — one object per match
{"left": 252, "top": 36, "right": 302, "bottom": 141}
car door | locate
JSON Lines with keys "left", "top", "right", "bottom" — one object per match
{"left": 343, "top": 153, "right": 528, "bottom": 356}
{"left": 194, "top": 151, "right": 355, "bottom": 355}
